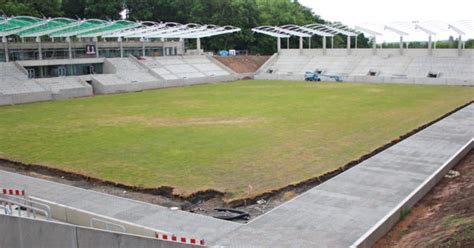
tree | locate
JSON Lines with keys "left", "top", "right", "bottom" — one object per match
{"left": 1, "top": 0, "right": 63, "bottom": 17}
{"left": 1, "top": 0, "right": 372, "bottom": 54}
{"left": 62, "top": 0, "right": 86, "bottom": 19}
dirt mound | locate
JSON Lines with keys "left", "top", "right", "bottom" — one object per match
{"left": 213, "top": 55, "right": 271, "bottom": 73}
{"left": 373, "top": 150, "right": 474, "bottom": 248}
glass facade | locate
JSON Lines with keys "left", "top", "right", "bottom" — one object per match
{"left": 8, "top": 49, "right": 39, "bottom": 61}
{"left": 42, "top": 48, "right": 69, "bottom": 60}
{"left": 1, "top": 41, "right": 179, "bottom": 62}
{"left": 24, "top": 63, "right": 104, "bottom": 78}
{"left": 0, "top": 49, "right": 5, "bottom": 62}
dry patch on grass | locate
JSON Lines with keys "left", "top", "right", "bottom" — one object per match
{"left": 98, "top": 115, "right": 265, "bottom": 127}
{"left": 367, "top": 88, "right": 385, "bottom": 93}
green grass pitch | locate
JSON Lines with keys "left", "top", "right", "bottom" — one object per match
{"left": 0, "top": 80, "right": 473, "bottom": 200}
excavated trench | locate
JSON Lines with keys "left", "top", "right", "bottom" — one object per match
{"left": 0, "top": 100, "right": 472, "bottom": 222}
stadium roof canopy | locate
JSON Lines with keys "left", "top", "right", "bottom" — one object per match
{"left": 252, "top": 21, "right": 474, "bottom": 42}
{"left": 353, "top": 20, "right": 474, "bottom": 42}
{"left": 104, "top": 22, "right": 240, "bottom": 39}
{"left": 252, "top": 23, "right": 358, "bottom": 38}
{"left": 0, "top": 16, "right": 240, "bottom": 40}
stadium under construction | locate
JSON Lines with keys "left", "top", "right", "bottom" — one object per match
{"left": 1, "top": 15, "right": 474, "bottom": 248}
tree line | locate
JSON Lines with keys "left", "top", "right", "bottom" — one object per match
{"left": 6, "top": 0, "right": 439, "bottom": 54}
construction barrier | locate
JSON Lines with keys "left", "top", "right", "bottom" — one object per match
{"left": 155, "top": 232, "right": 205, "bottom": 246}
{"left": 1, "top": 188, "right": 25, "bottom": 196}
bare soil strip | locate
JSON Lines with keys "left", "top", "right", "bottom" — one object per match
{"left": 373, "top": 149, "right": 474, "bottom": 248}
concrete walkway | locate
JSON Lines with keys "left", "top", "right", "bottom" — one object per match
{"left": 0, "top": 103, "right": 472, "bottom": 247}
{"left": 0, "top": 170, "right": 242, "bottom": 243}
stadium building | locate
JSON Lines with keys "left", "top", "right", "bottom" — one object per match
{"left": 1, "top": 14, "right": 474, "bottom": 248}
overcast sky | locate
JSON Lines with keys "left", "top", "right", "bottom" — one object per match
{"left": 298, "top": 0, "right": 472, "bottom": 25}
{"left": 298, "top": 0, "right": 473, "bottom": 41}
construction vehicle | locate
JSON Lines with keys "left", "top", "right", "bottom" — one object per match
{"left": 304, "top": 70, "right": 343, "bottom": 82}
{"left": 304, "top": 71, "right": 321, "bottom": 81}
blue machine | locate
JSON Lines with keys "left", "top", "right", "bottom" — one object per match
{"left": 218, "top": 50, "right": 229, "bottom": 57}
{"left": 304, "top": 71, "right": 343, "bottom": 82}
{"left": 304, "top": 71, "right": 321, "bottom": 81}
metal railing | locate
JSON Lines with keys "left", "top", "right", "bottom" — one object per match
{"left": 90, "top": 218, "right": 127, "bottom": 233}
{"left": 0, "top": 194, "right": 51, "bottom": 220}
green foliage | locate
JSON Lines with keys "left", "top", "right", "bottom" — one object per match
{"left": 1, "top": 0, "right": 372, "bottom": 53}
{"left": 0, "top": 0, "right": 63, "bottom": 17}
{"left": 400, "top": 206, "right": 411, "bottom": 221}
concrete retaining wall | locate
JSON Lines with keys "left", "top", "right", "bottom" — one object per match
{"left": 255, "top": 53, "right": 278, "bottom": 75}
{"left": 31, "top": 197, "right": 172, "bottom": 239}
{"left": 0, "top": 95, "right": 14, "bottom": 105}
{"left": 205, "top": 55, "right": 239, "bottom": 76}
{"left": 91, "top": 78, "right": 142, "bottom": 95}
{"left": 255, "top": 72, "right": 474, "bottom": 86}
{"left": 350, "top": 139, "right": 474, "bottom": 248}
{"left": 0, "top": 214, "right": 191, "bottom": 248}
{"left": 280, "top": 48, "right": 474, "bottom": 57}
{"left": 91, "top": 75, "right": 235, "bottom": 95}
{"left": 50, "top": 81, "right": 94, "bottom": 100}
{"left": 9, "top": 91, "right": 53, "bottom": 105}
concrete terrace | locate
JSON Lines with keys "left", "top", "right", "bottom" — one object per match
{"left": 0, "top": 103, "right": 473, "bottom": 247}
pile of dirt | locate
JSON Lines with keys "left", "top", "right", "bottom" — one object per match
{"left": 373, "top": 150, "right": 474, "bottom": 248}
{"left": 213, "top": 55, "right": 271, "bottom": 73}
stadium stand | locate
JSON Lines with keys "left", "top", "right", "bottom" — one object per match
{"left": 91, "top": 58, "right": 162, "bottom": 94}
{"left": 255, "top": 49, "right": 474, "bottom": 85}
{"left": 90, "top": 55, "right": 237, "bottom": 94}
{"left": 0, "top": 55, "right": 238, "bottom": 106}
{"left": 0, "top": 63, "right": 52, "bottom": 105}
{"left": 138, "top": 55, "right": 237, "bottom": 87}
{"left": 35, "top": 77, "right": 93, "bottom": 100}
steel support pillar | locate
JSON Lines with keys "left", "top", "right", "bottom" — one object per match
{"left": 140, "top": 38, "right": 146, "bottom": 57}
{"left": 36, "top": 37, "right": 43, "bottom": 60}
{"left": 3, "top": 37, "right": 9, "bottom": 62}
{"left": 347, "top": 36, "right": 351, "bottom": 55}
{"left": 119, "top": 37, "right": 123, "bottom": 58}
{"left": 299, "top": 37, "right": 303, "bottom": 55}
{"left": 67, "top": 37, "right": 72, "bottom": 59}
{"left": 322, "top": 36, "right": 327, "bottom": 55}
{"left": 399, "top": 36, "right": 404, "bottom": 55}
{"left": 277, "top": 37, "right": 281, "bottom": 53}
{"left": 196, "top": 38, "right": 201, "bottom": 54}
{"left": 428, "top": 35, "right": 432, "bottom": 56}
{"left": 94, "top": 37, "right": 99, "bottom": 58}
{"left": 458, "top": 35, "right": 462, "bottom": 56}
{"left": 372, "top": 37, "right": 377, "bottom": 55}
